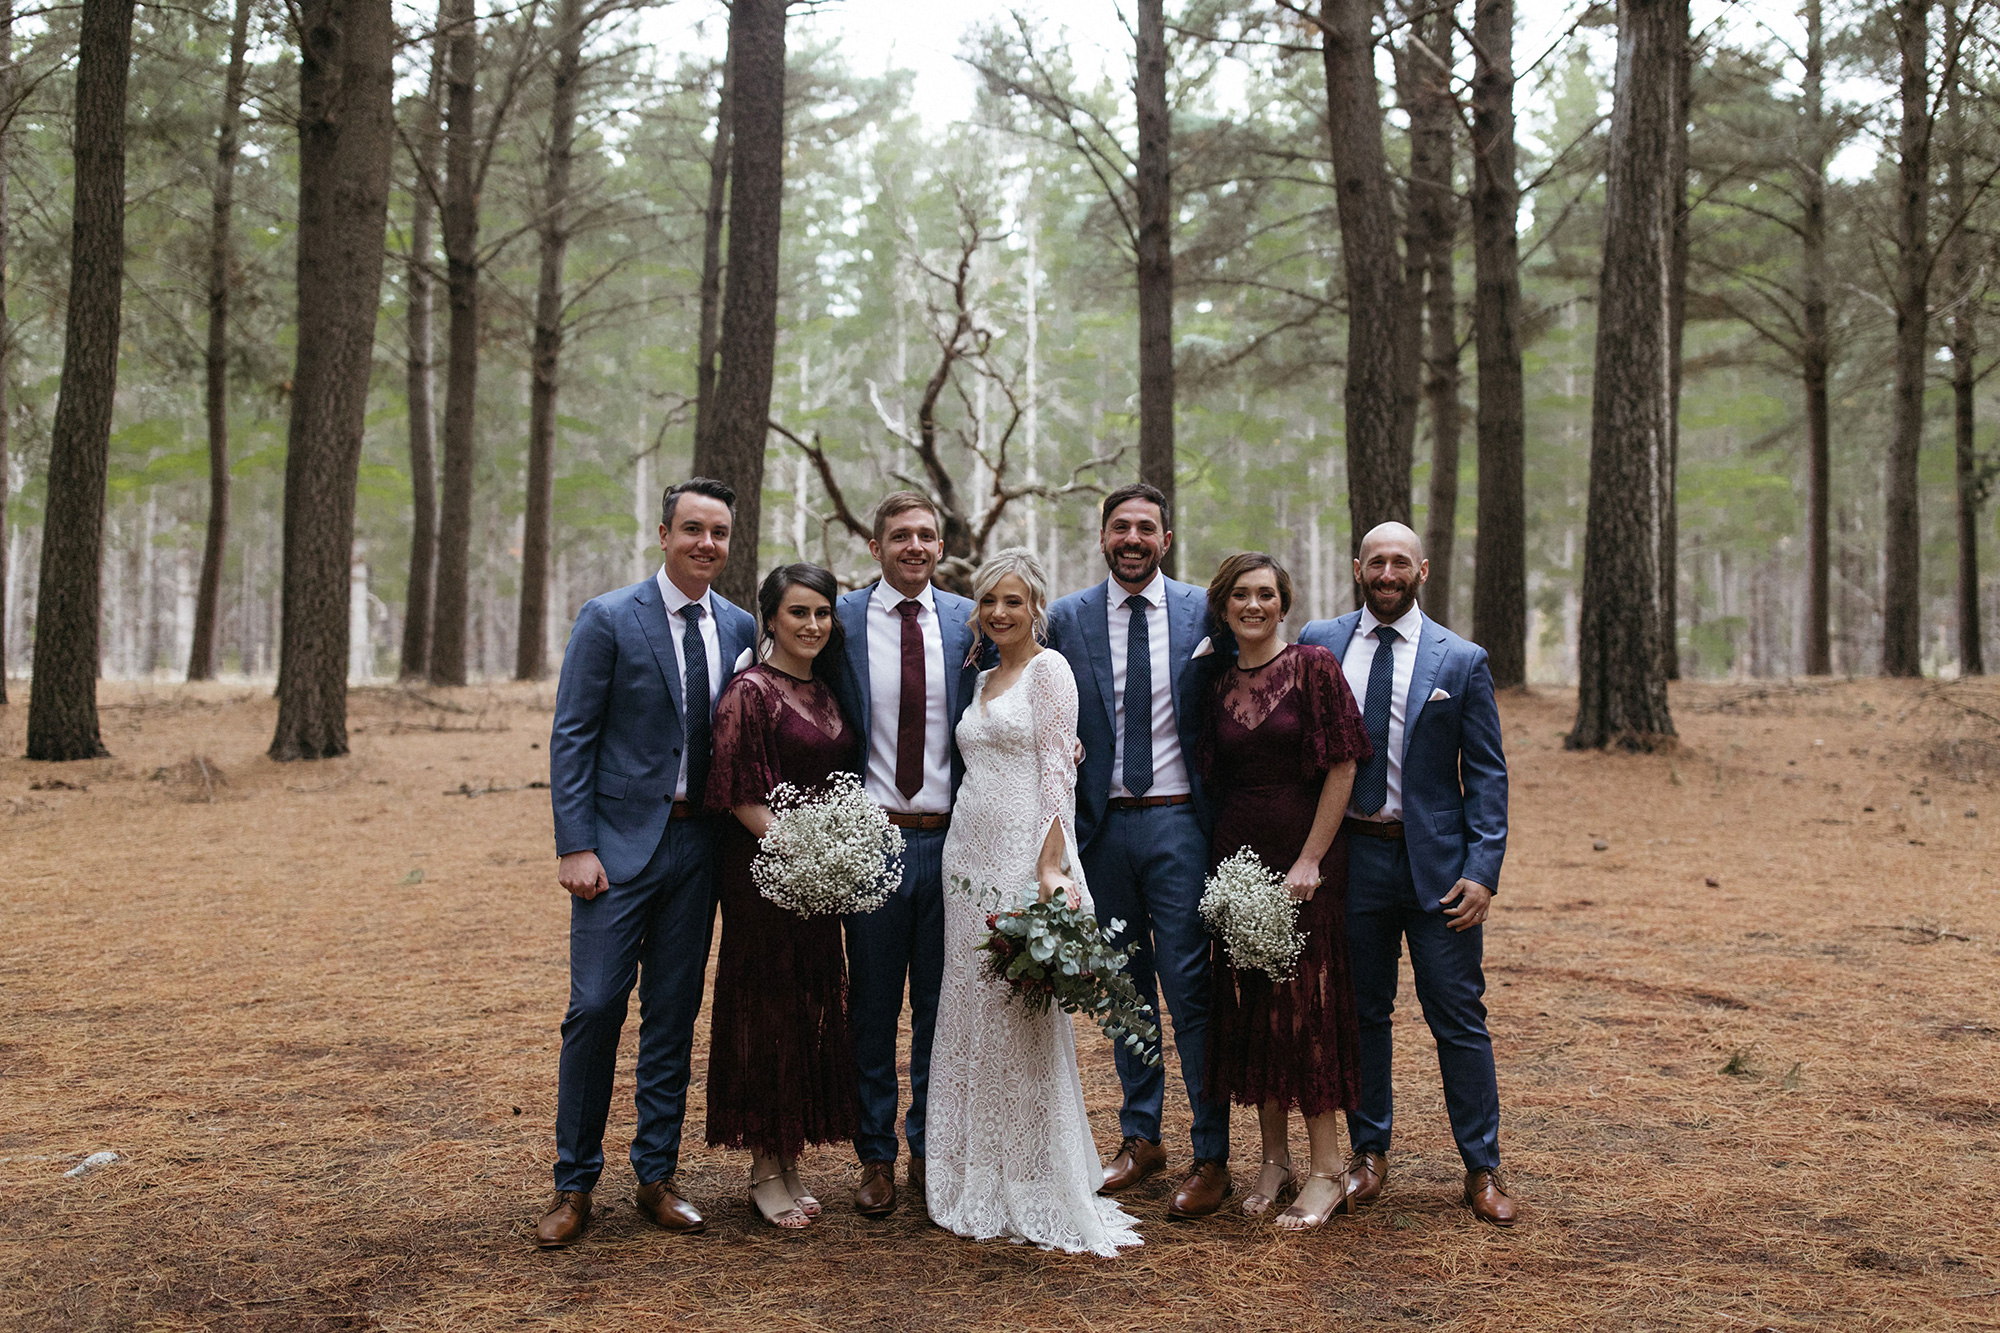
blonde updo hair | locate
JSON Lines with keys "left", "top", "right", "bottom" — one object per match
{"left": 970, "top": 546, "right": 1051, "bottom": 645}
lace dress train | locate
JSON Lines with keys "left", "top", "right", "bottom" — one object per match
{"left": 925, "top": 651, "right": 1142, "bottom": 1257}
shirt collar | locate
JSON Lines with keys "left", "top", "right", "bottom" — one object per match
{"left": 655, "top": 566, "right": 714, "bottom": 619}
{"left": 1358, "top": 601, "right": 1424, "bottom": 644}
{"left": 1105, "top": 570, "right": 1166, "bottom": 608}
{"left": 872, "top": 579, "right": 936, "bottom": 614}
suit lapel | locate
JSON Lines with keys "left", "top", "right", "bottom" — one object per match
{"left": 1164, "top": 579, "right": 1203, "bottom": 722}
{"left": 1327, "top": 611, "right": 1361, "bottom": 660}
{"left": 936, "top": 591, "right": 971, "bottom": 721}
{"left": 1402, "top": 617, "right": 1449, "bottom": 761}
{"left": 1078, "top": 582, "right": 1116, "bottom": 733}
{"left": 715, "top": 596, "right": 755, "bottom": 692}
{"left": 634, "top": 582, "right": 687, "bottom": 725}
{"left": 839, "top": 587, "right": 873, "bottom": 737}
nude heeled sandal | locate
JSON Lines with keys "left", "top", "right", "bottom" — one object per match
{"left": 749, "top": 1172, "right": 812, "bottom": 1230}
{"left": 1241, "top": 1159, "right": 1298, "bottom": 1216}
{"left": 1274, "top": 1170, "right": 1345, "bottom": 1232}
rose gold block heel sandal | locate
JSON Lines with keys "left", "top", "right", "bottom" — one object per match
{"left": 1275, "top": 1171, "right": 1345, "bottom": 1232}
{"left": 1241, "top": 1159, "right": 1298, "bottom": 1217}
{"left": 749, "top": 1173, "right": 812, "bottom": 1230}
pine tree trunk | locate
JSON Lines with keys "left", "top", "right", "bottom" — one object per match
{"left": 1322, "top": 0, "right": 1410, "bottom": 559}
{"left": 692, "top": 44, "right": 733, "bottom": 458}
{"left": 399, "top": 15, "right": 445, "bottom": 681}
{"left": 1945, "top": 2, "right": 1981, "bottom": 674}
{"left": 692, "top": 0, "right": 785, "bottom": 613}
{"left": 1403, "top": 6, "right": 1458, "bottom": 627}
{"left": 1569, "top": 0, "right": 1678, "bottom": 751}
{"left": 1135, "top": 0, "right": 1176, "bottom": 566}
{"left": 429, "top": 0, "right": 478, "bottom": 686}
{"left": 1882, "top": 0, "right": 1931, "bottom": 678}
{"left": 187, "top": 0, "right": 252, "bottom": 682}
{"left": 1469, "top": 0, "right": 1527, "bottom": 686}
{"left": 1661, "top": 0, "right": 1690, "bottom": 681}
{"left": 26, "top": 0, "right": 134, "bottom": 760}
{"left": 268, "top": 0, "right": 396, "bottom": 760}
{"left": 517, "top": 0, "right": 585, "bottom": 681}
{"left": 0, "top": 0, "right": 12, "bottom": 705}
{"left": 1801, "top": 0, "right": 1831, "bottom": 675}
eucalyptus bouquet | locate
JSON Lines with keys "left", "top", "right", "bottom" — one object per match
{"left": 752, "top": 772, "right": 903, "bottom": 918}
{"left": 1199, "top": 848, "right": 1306, "bottom": 982}
{"left": 968, "top": 880, "right": 1163, "bottom": 1068}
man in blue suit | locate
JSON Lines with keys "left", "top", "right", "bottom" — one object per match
{"left": 828, "top": 491, "right": 980, "bottom": 1218}
{"left": 1046, "top": 483, "right": 1232, "bottom": 1220}
{"left": 1297, "top": 521, "right": 1516, "bottom": 1226}
{"left": 537, "top": 477, "right": 759, "bottom": 1248}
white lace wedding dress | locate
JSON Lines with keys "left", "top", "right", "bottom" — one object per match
{"left": 925, "top": 650, "right": 1143, "bottom": 1257}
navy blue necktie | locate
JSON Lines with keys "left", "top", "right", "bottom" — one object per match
{"left": 1122, "top": 594, "right": 1154, "bottom": 796}
{"left": 679, "top": 603, "right": 711, "bottom": 805}
{"left": 1353, "top": 625, "right": 1400, "bottom": 815}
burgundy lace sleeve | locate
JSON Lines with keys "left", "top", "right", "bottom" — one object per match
{"left": 1297, "top": 644, "right": 1372, "bottom": 779}
{"left": 704, "top": 668, "right": 786, "bottom": 813}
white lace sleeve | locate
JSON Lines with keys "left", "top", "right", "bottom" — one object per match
{"left": 1028, "top": 651, "right": 1081, "bottom": 871}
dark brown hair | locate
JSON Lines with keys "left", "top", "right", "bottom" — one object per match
{"left": 872, "top": 490, "right": 942, "bottom": 542}
{"left": 757, "top": 563, "right": 845, "bottom": 660}
{"left": 662, "top": 476, "right": 736, "bottom": 528}
{"left": 1206, "top": 551, "right": 1293, "bottom": 634}
{"left": 1098, "top": 482, "right": 1171, "bottom": 531}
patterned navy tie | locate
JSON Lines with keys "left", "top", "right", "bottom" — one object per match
{"left": 1122, "top": 594, "right": 1154, "bottom": 796}
{"left": 679, "top": 603, "right": 710, "bottom": 805}
{"left": 1352, "top": 625, "right": 1400, "bottom": 815}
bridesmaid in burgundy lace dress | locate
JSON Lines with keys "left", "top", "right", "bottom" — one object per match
{"left": 705, "top": 563, "right": 862, "bottom": 1229}
{"left": 1195, "top": 552, "right": 1371, "bottom": 1232}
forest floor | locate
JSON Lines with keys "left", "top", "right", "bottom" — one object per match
{"left": 1, "top": 675, "right": 1997, "bottom": 1332}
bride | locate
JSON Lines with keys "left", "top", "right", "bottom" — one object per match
{"left": 925, "top": 547, "right": 1143, "bottom": 1257}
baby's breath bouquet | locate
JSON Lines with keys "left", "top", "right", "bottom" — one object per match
{"left": 751, "top": 772, "right": 903, "bottom": 918}
{"left": 969, "top": 881, "right": 1163, "bottom": 1068}
{"left": 1199, "top": 848, "right": 1306, "bottom": 982}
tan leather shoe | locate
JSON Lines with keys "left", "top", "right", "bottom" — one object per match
{"left": 854, "top": 1161, "right": 896, "bottom": 1217}
{"left": 1167, "top": 1159, "right": 1233, "bottom": 1219}
{"left": 634, "top": 1178, "right": 706, "bottom": 1234}
{"left": 1099, "top": 1136, "right": 1167, "bottom": 1193}
{"left": 1464, "top": 1168, "right": 1518, "bottom": 1226}
{"left": 1338, "top": 1150, "right": 1388, "bottom": 1212}
{"left": 535, "top": 1190, "right": 591, "bottom": 1249}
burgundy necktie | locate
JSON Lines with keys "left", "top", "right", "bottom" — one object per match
{"left": 895, "top": 600, "right": 926, "bottom": 800}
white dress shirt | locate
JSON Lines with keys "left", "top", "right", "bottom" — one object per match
{"left": 863, "top": 581, "right": 952, "bottom": 813}
{"left": 1341, "top": 601, "right": 1424, "bottom": 821}
{"left": 655, "top": 567, "right": 723, "bottom": 800}
{"left": 1106, "top": 571, "right": 1192, "bottom": 799}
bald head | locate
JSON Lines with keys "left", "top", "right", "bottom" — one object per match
{"left": 1353, "top": 521, "right": 1429, "bottom": 622}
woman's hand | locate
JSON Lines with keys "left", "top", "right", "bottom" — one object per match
{"left": 1284, "top": 856, "right": 1323, "bottom": 903}
{"left": 1038, "top": 869, "right": 1082, "bottom": 911}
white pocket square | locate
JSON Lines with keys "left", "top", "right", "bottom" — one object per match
{"left": 1429, "top": 687, "right": 1452, "bottom": 702}
{"left": 1191, "top": 636, "right": 1214, "bottom": 660}
{"left": 733, "top": 647, "right": 755, "bottom": 672}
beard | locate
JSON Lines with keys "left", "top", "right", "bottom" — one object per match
{"left": 1103, "top": 543, "right": 1161, "bottom": 586}
{"left": 1362, "top": 579, "right": 1419, "bottom": 623}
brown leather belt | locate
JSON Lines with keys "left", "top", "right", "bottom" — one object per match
{"left": 1343, "top": 817, "right": 1404, "bottom": 840}
{"left": 886, "top": 811, "right": 951, "bottom": 832}
{"left": 1108, "top": 794, "right": 1192, "bottom": 811}
{"left": 668, "top": 799, "right": 700, "bottom": 820}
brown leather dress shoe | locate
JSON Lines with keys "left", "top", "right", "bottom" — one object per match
{"left": 854, "top": 1161, "right": 896, "bottom": 1217}
{"left": 634, "top": 1178, "right": 706, "bottom": 1234}
{"left": 1338, "top": 1150, "right": 1388, "bottom": 1213}
{"left": 535, "top": 1190, "right": 591, "bottom": 1249}
{"left": 1099, "top": 1136, "right": 1167, "bottom": 1193}
{"left": 1167, "top": 1159, "right": 1233, "bottom": 1219}
{"left": 1463, "top": 1168, "right": 1518, "bottom": 1226}
{"left": 906, "top": 1155, "right": 927, "bottom": 1209}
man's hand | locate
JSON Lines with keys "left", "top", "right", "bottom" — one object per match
{"left": 559, "top": 850, "right": 610, "bottom": 900}
{"left": 1441, "top": 878, "right": 1493, "bottom": 931}
{"left": 1284, "top": 856, "right": 1323, "bottom": 903}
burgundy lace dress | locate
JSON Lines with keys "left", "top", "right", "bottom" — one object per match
{"left": 1197, "top": 643, "right": 1372, "bottom": 1116}
{"left": 703, "top": 663, "right": 862, "bottom": 1157}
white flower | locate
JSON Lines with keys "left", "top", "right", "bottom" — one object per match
{"left": 1198, "top": 848, "right": 1305, "bottom": 982}
{"left": 751, "top": 772, "right": 904, "bottom": 918}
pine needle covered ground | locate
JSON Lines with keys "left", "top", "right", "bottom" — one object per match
{"left": 2, "top": 677, "right": 1996, "bottom": 1331}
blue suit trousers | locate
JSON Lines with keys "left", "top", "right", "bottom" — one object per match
{"left": 1345, "top": 835, "right": 1500, "bottom": 1171}
{"left": 845, "top": 826, "right": 947, "bottom": 1164}
{"left": 554, "top": 818, "right": 717, "bottom": 1193}
{"left": 1082, "top": 803, "right": 1230, "bottom": 1161}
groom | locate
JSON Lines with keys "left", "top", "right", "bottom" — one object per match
{"left": 538, "top": 477, "right": 759, "bottom": 1248}
{"left": 1298, "top": 521, "right": 1516, "bottom": 1225}
{"left": 1046, "top": 483, "right": 1231, "bottom": 1219}
{"left": 830, "top": 491, "right": 980, "bottom": 1217}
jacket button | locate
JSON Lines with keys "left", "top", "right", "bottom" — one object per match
{"left": 673, "top": 748, "right": 681, "bottom": 756}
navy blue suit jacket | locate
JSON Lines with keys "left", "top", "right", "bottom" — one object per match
{"left": 828, "top": 582, "right": 981, "bottom": 799}
{"left": 1297, "top": 611, "right": 1508, "bottom": 909}
{"left": 1045, "top": 576, "right": 1214, "bottom": 853}
{"left": 549, "top": 576, "right": 759, "bottom": 884}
